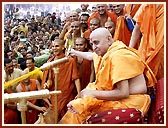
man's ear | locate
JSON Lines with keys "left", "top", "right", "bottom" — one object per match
{"left": 107, "top": 36, "right": 113, "bottom": 45}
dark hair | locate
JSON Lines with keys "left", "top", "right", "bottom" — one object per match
{"left": 50, "top": 33, "right": 60, "bottom": 41}
{"left": 4, "top": 58, "right": 12, "bottom": 66}
{"left": 14, "top": 31, "right": 18, "bottom": 35}
{"left": 47, "top": 13, "right": 51, "bottom": 16}
{"left": 80, "top": 13, "right": 90, "bottom": 18}
{"left": 27, "top": 51, "right": 34, "bottom": 56}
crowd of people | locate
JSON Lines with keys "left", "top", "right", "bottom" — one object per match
{"left": 3, "top": 3, "right": 164, "bottom": 124}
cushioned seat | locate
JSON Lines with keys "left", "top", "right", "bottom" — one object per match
{"left": 83, "top": 108, "right": 144, "bottom": 124}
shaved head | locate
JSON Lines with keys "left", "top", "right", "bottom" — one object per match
{"left": 90, "top": 27, "right": 112, "bottom": 39}
{"left": 90, "top": 27, "right": 113, "bottom": 56}
{"left": 52, "top": 39, "right": 64, "bottom": 45}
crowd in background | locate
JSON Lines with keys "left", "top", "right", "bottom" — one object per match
{"left": 3, "top": 3, "right": 164, "bottom": 124}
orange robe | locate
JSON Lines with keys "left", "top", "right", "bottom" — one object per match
{"left": 123, "top": 4, "right": 141, "bottom": 18}
{"left": 4, "top": 107, "right": 20, "bottom": 124}
{"left": 60, "top": 41, "right": 155, "bottom": 124}
{"left": 4, "top": 89, "right": 20, "bottom": 124}
{"left": 83, "top": 29, "right": 91, "bottom": 41}
{"left": 41, "top": 54, "right": 80, "bottom": 120}
{"left": 20, "top": 79, "right": 39, "bottom": 124}
{"left": 133, "top": 4, "right": 164, "bottom": 80}
{"left": 87, "top": 11, "right": 118, "bottom": 28}
{"left": 74, "top": 57, "right": 92, "bottom": 90}
{"left": 114, "top": 4, "right": 141, "bottom": 46}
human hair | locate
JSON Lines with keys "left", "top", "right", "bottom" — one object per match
{"left": 50, "top": 33, "right": 60, "bottom": 41}
{"left": 80, "top": 13, "right": 90, "bottom": 19}
{"left": 27, "top": 51, "right": 34, "bottom": 56}
{"left": 4, "top": 58, "right": 12, "bottom": 66}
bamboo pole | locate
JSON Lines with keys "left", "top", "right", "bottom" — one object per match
{"left": 17, "top": 99, "right": 27, "bottom": 124}
{"left": 4, "top": 90, "right": 61, "bottom": 104}
{"left": 4, "top": 90, "right": 61, "bottom": 124}
{"left": 40, "top": 57, "right": 69, "bottom": 71}
{"left": 53, "top": 67, "right": 59, "bottom": 124}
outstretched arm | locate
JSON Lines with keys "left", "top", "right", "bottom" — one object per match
{"left": 70, "top": 48, "right": 94, "bottom": 61}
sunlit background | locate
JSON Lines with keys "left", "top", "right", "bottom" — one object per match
{"left": 3, "top": 2, "right": 96, "bottom": 19}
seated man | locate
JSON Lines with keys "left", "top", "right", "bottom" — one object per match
{"left": 59, "top": 28, "right": 156, "bottom": 124}
{"left": 16, "top": 71, "right": 51, "bottom": 124}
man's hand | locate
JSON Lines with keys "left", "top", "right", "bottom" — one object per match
{"left": 39, "top": 107, "right": 47, "bottom": 112}
{"left": 67, "top": 103, "right": 79, "bottom": 114}
{"left": 79, "top": 89, "right": 95, "bottom": 98}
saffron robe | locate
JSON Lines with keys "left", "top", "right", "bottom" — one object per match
{"left": 74, "top": 56, "right": 92, "bottom": 90}
{"left": 60, "top": 41, "right": 155, "bottom": 124}
{"left": 87, "top": 11, "right": 118, "bottom": 28}
{"left": 133, "top": 4, "right": 164, "bottom": 80}
{"left": 41, "top": 54, "right": 80, "bottom": 120}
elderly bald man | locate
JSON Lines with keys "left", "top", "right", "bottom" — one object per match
{"left": 59, "top": 28, "right": 155, "bottom": 124}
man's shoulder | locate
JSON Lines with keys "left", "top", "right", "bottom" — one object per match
{"left": 89, "top": 12, "right": 98, "bottom": 19}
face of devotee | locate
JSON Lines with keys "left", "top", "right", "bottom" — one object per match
{"left": 107, "top": 4, "right": 113, "bottom": 12}
{"left": 69, "top": 12, "right": 79, "bottom": 22}
{"left": 12, "top": 59, "right": 18, "bottom": 68}
{"left": 26, "top": 59, "right": 35, "bottom": 71}
{"left": 7, "top": 51, "right": 13, "bottom": 59}
{"left": 20, "top": 48, "right": 27, "bottom": 56}
{"left": 113, "top": 4, "right": 124, "bottom": 14}
{"left": 81, "top": 4, "right": 88, "bottom": 11}
{"left": 26, "top": 53, "right": 34, "bottom": 59}
{"left": 5, "top": 61, "right": 14, "bottom": 74}
{"left": 52, "top": 41, "right": 64, "bottom": 56}
{"left": 75, "top": 38, "right": 86, "bottom": 52}
{"left": 80, "top": 15, "right": 89, "bottom": 29}
{"left": 71, "top": 21, "right": 81, "bottom": 35}
{"left": 105, "top": 22, "right": 115, "bottom": 36}
{"left": 92, "top": 5, "right": 97, "bottom": 13}
{"left": 90, "top": 19, "right": 100, "bottom": 32}
{"left": 96, "top": 4, "right": 107, "bottom": 15}
{"left": 38, "top": 41, "right": 44, "bottom": 48}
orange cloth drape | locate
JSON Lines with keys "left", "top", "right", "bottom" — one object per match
{"left": 133, "top": 4, "right": 164, "bottom": 80}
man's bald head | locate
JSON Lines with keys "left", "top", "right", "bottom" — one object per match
{"left": 90, "top": 27, "right": 113, "bottom": 57}
{"left": 90, "top": 27, "right": 112, "bottom": 39}
{"left": 105, "top": 21, "right": 116, "bottom": 36}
